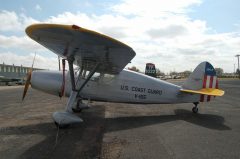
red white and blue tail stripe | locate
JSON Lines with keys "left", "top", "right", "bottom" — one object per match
{"left": 200, "top": 75, "right": 218, "bottom": 102}
{"left": 181, "top": 61, "right": 224, "bottom": 99}
{"left": 200, "top": 62, "right": 218, "bottom": 102}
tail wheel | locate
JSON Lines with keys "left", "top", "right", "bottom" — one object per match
{"left": 192, "top": 102, "right": 199, "bottom": 113}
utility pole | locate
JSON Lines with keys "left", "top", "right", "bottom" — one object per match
{"left": 58, "top": 56, "right": 61, "bottom": 71}
{"left": 234, "top": 63, "right": 235, "bottom": 74}
{"left": 236, "top": 54, "right": 240, "bottom": 79}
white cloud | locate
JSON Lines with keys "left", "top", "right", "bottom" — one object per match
{"left": 0, "top": 10, "right": 22, "bottom": 31}
{"left": 35, "top": 4, "right": 42, "bottom": 11}
{"left": 0, "top": 35, "right": 44, "bottom": 51}
{"left": 0, "top": 10, "right": 38, "bottom": 32}
{"left": 0, "top": 52, "right": 59, "bottom": 70}
{"left": 112, "top": 0, "right": 202, "bottom": 17}
{"left": 0, "top": 0, "right": 239, "bottom": 73}
{"left": 147, "top": 25, "right": 188, "bottom": 39}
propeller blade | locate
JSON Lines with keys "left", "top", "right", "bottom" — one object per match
{"left": 22, "top": 71, "right": 32, "bottom": 101}
{"left": 22, "top": 53, "right": 36, "bottom": 101}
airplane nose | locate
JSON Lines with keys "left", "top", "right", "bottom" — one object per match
{"left": 31, "top": 70, "right": 63, "bottom": 96}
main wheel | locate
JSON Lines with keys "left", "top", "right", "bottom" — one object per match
{"left": 54, "top": 122, "right": 70, "bottom": 129}
{"left": 72, "top": 108, "right": 82, "bottom": 113}
{"left": 192, "top": 107, "right": 198, "bottom": 113}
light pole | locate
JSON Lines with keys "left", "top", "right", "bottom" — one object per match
{"left": 58, "top": 56, "right": 61, "bottom": 71}
{"left": 234, "top": 63, "right": 235, "bottom": 74}
{"left": 236, "top": 54, "right": 240, "bottom": 79}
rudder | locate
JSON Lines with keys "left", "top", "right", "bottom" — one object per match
{"left": 182, "top": 61, "right": 219, "bottom": 102}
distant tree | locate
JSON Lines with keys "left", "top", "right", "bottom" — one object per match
{"left": 237, "top": 69, "right": 240, "bottom": 79}
{"left": 170, "top": 71, "right": 178, "bottom": 76}
{"left": 128, "top": 66, "right": 139, "bottom": 72}
{"left": 156, "top": 68, "right": 165, "bottom": 76}
{"left": 215, "top": 68, "right": 224, "bottom": 77}
{"left": 182, "top": 70, "right": 192, "bottom": 78}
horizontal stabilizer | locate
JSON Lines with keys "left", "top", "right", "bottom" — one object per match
{"left": 180, "top": 88, "right": 225, "bottom": 96}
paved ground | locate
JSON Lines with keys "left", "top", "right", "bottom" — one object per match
{"left": 0, "top": 79, "right": 239, "bottom": 159}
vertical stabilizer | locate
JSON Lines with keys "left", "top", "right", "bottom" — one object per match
{"left": 182, "top": 61, "right": 219, "bottom": 102}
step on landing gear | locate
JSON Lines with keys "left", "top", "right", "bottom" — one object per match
{"left": 192, "top": 102, "right": 199, "bottom": 113}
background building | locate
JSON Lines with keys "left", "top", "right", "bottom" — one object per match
{"left": 0, "top": 63, "right": 43, "bottom": 85}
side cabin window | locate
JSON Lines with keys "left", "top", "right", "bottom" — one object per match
{"left": 102, "top": 74, "right": 115, "bottom": 83}
{"left": 89, "top": 72, "right": 115, "bottom": 83}
{"left": 74, "top": 68, "right": 100, "bottom": 82}
{"left": 90, "top": 72, "right": 101, "bottom": 81}
{"left": 75, "top": 67, "right": 115, "bottom": 84}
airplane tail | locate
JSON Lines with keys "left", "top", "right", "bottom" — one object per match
{"left": 181, "top": 61, "right": 224, "bottom": 102}
{"left": 145, "top": 63, "right": 157, "bottom": 78}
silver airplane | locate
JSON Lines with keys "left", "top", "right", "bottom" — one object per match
{"left": 23, "top": 24, "right": 224, "bottom": 128}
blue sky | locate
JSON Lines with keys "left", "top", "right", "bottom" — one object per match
{"left": 0, "top": 0, "right": 240, "bottom": 72}
{"left": 0, "top": 0, "right": 119, "bottom": 21}
{"left": 1, "top": 0, "right": 239, "bottom": 33}
{"left": 190, "top": 0, "right": 240, "bottom": 33}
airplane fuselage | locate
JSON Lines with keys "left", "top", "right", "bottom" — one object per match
{"left": 31, "top": 69, "right": 199, "bottom": 104}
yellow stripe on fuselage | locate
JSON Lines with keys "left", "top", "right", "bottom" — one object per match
{"left": 180, "top": 88, "right": 225, "bottom": 96}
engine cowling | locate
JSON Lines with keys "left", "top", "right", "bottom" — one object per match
{"left": 31, "top": 70, "right": 64, "bottom": 96}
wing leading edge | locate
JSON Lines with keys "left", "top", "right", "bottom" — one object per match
{"left": 26, "top": 24, "right": 136, "bottom": 74}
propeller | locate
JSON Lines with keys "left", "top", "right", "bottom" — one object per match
{"left": 22, "top": 53, "right": 36, "bottom": 101}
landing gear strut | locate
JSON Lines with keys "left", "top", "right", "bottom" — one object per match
{"left": 72, "top": 99, "right": 83, "bottom": 113}
{"left": 192, "top": 102, "right": 199, "bottom": 113}
{"left": 52, "top": 57, "right": 100, "bottom": 128}
{"left": 72, "top": 98, "right": 90, "bottom": 113}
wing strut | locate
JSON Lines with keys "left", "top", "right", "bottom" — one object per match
{"left": 68, "top": 57, "right": 76, "bottom": 91}
{"left": 65, "top": 57, "right": 100, "bottom": 112}
{"left": 77, "top": 62, "right": 100, "bottom": 97}
{"left": 53, "top": 57, "right": 101, "bottom": 127}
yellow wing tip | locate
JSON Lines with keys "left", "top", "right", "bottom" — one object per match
{"left": 25, "top": 23, "right": 132, "bottom": 49}
{"left": 25, "top": 23, "right": 72, "bottom": 38}
{"left": 202, "top": 88, "right": 225, "bottom": 96}
{"left": 180, "top": 88, "right": 224, "bottom": 96}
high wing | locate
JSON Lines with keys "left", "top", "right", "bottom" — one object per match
{"left": 26, "top": 24, "right": 136, "bottom": 74}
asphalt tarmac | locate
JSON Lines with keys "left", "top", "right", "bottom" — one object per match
{"left": 0, "top": 79, "right": 239, "bottom": 159}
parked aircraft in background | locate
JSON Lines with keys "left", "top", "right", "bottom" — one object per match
{"left": 23, "top": 24, "right": 224, "bottom": 128}
{"left": 0, "top": 76, "right": 24, "bottom": 85}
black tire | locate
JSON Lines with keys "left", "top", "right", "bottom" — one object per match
{"left": 72, "top": 108, "right": 82, "bottom": 113}
{"left": 54, "top": 122, "right": 70, "bottom": 129}
{"left": 192, "top": 107, "right": 198, "bottom": 113}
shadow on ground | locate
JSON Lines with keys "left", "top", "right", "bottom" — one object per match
{"left": 0, "top": 106, "right": 230, "bottom": 159}
{"left": 105, "top": 109, "right": 231, "bottom": 133}
{"left": 1, "top": 105, "right": 105, "bottom": 159}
